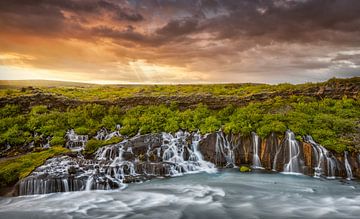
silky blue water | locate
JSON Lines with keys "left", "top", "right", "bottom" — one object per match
{"left": 1, "top": 170, "right": 360, "bottom": 219}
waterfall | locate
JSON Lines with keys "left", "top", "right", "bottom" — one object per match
{"left": 306, "top": 136, "right": 338, "bottom": 179}
{"left": 189, "top": 132, "right": 216, "bottom": 173}
{"left": 65, "top": 129, "right": 88, "bottom": 151}
{"left": 251, "top": 132, "right": 263, "bottom": 169}
{"left": 161, "top": 131, "right": 216, "bottom": 175}
{"left": 283, "top": 130, "right": 303, "bottom": 174}
{"left": 18, "top": 131, "right": 216, "bottom": 195}
{"left": 215, "top": 132, "right": 235, "bottom": 167}
{"left": 62, "top": 179, "right": 69, "bottom": 192}
{"left": 344, "top": 151, "right": 353, "bottom": 180}
{"left": 272, "top": 145, "right": 281, "bottom": 171}
{"left": 95, "top": 128, "right": 121, "bottom": 141}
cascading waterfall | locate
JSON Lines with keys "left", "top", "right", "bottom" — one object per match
{"left": 272, "top": 135, "right": 282, "bottom": 171}
{"left": 251, "top": 132, "right": 263, "bottom": 169}
{"left": 344, "top": 151, "right": 353, "bottom": 180}
{"left": 305, "top": 136, "right": 338, "bottom": 179}
{"left": 161, "top": 131, "right": 216, "bottom": 176}
{"left": 187, "top": 132, "right": 216, "bottom": 173}
{"left": 18, "top": 131, "right": 216, "bottom": 195}
{"left": 95, "top": 128, "right": 121, "bottom": 141}
{"left": 16, "top": 129, "right": 358, "bottom": 196}
{"left": 215, "top": 132, "right": 236, "bottom": 167}
{"left": 17, "top": 156, "right": 88, "bottom": 195}
{"left": 65, "top": 129, "right": 88, "bottom": 151}
{"left": 283, "top": 130, "right": 304, "bottom": 174}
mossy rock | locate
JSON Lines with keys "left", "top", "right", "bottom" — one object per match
{"left": 239, "top": 166, "right": 251, "bottom": 172}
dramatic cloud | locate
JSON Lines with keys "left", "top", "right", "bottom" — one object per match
{"left": 0, "top": 0, "right": 359, "bottom": 83}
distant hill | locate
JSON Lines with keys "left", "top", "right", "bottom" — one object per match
{"left": 0, "top": 80, "right": 96, "bottom": 88}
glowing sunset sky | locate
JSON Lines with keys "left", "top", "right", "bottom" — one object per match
{"left": 0, "top": 0, "right": 359, "bottom": 84}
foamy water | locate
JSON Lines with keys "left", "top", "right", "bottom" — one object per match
{"left": 1, "top": 170, "right": 360, "bottom": 219}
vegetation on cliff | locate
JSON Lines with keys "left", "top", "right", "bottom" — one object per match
{"left": 0, "top": 146, "right": 69, "bottom": 190}
{"left": 0, "top": 78, "right": 359, "bottom": 193}
{"left": 0, "top": 95, "right": 359, "bottom": 154}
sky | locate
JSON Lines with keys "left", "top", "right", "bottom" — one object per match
{"left": 0, "top": 0, "right": 359, "bottom": 84}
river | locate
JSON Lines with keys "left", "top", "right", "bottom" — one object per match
{"left": 1, "top": 170, "right": 360, "bottom": 219}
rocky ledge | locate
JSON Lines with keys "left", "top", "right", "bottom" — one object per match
{"left": 11, "top": 130, "right": 360, "bottom": 196}
{"left": 1, "top": 78, "right": 359, "bottom": 111}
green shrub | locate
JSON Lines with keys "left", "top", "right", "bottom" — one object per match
{"left": 74, "top": 127, "right": 90, "bottom": 135}
{"left": 50, "top": 136, "right": 65, "bottom": 146}
{"left": 0, "top": 104, "right": 20, "bottom": 118}
{"left": 84, "top": 137, "right": 123, "bottom": 155}
{"left": 0, "top": 79, "right": 359, "bottom": 154}
{"left": 0, "top": 146, "right": 69, "bottom": 189}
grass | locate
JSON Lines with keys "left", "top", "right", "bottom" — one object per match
{"left": 0, "top": 146, "right": 69, "bottom": 189}
{"left": 0, "top": 77, "right": 358, "bottom": 101}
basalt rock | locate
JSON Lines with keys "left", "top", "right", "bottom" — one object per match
{"left": 1, "top": 78, "right": 359, "bottom": 112}
{"left": 11, "top": 130, "right": 360, "bottom": 196}
{"left": 199, "top": 131, "right": 360, "bottom": 179}
{"left": 14, "top": 131, "right": 215, "bottom": 196}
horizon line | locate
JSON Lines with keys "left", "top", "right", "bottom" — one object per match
{"left": 1, "top": 76, "right": 358, "bottom": 86}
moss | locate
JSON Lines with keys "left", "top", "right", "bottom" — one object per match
{"left": 240, "top": 166, "right": 251, "bottom": 172}
{"left": 0, "top": 146, "right": 69, "bottom": 189}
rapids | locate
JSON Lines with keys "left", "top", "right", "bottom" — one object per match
{"left": 1, "top": 170, "right": 360, "bottom": 219}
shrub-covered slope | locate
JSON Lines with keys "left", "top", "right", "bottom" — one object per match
{"left": 0, "top": 78, "right": 359, "bottom": 155}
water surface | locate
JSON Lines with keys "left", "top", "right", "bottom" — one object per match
{"left": 1, "top": 170, "right": 360, "bottom": 219}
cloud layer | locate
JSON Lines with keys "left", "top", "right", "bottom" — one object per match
{"left": 0, "top": 0, "right": 359, "bottom": 83}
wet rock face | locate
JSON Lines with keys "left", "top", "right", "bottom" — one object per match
{"left": 199, "top": 131, "right": 360, "bottom": 179}
{"left": 15, "top": 131, "right": 215, "bottom": 196}
{"left": 14, "top": 130, "right": 360, "bottom": 196}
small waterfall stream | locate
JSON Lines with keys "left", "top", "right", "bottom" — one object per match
{"left": 215, "top": 132, "right": 236, "bottom": 167}
{"left": 272, "top": 133, "right": 282, "bottom": 171}
{"left": 251, "top": 132, "right": 263, "bottom": 169}
{"left": 283, "top": 130, "right": 303, "bottom": 174}
{"left": 305, "top": 136, "right": 338, "bottom": 179}
{"left": 65, "top": 129, "right": 88, "bottom": 151}
{"left": 344, "top": 151, "right": 353, "bottom": 180}
{"left": 95, "top": 128, "right": 121, "bottom": 141}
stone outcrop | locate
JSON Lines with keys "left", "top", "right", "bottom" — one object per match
{"left": 10, "top": 130, "right": 360, "bottom": 196}
{"left": 1, "top": 78, "right": 359, "bottom": 111}
{"left": 199, "top": 131, "right": 360, "bottom": 178}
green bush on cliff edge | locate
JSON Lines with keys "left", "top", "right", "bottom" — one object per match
{"left": 0, "top": 146, "right": 69, "bottom": 189}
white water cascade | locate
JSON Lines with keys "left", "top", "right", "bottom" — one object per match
{"left": 270, "top": 133, "right": 282, "bottom": 171}
{"left": 18, "top": 131, "right": 216, "bottom": 195}
{"left": 95, "top": 128, "right": 121, "bottom": 141}
{"left": 344, "top": 151, "right": 353, "bottom": 180}
{"left": 306, "top": 136, "right": 338, "bottom": 178}
{"left": 161, "top": 131, "right": 216, "bottom": 176}
{"left": 215, "top": 132, "right": 236, "bottom": 167}
{"left": 251, "top": 132, "right": 263, "bottom": 169}
{"left": 65, "top": 129, "right": 88, "bottom": 151}
{"left": 283, "top": 130, "right": 304, "bottom": 174}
